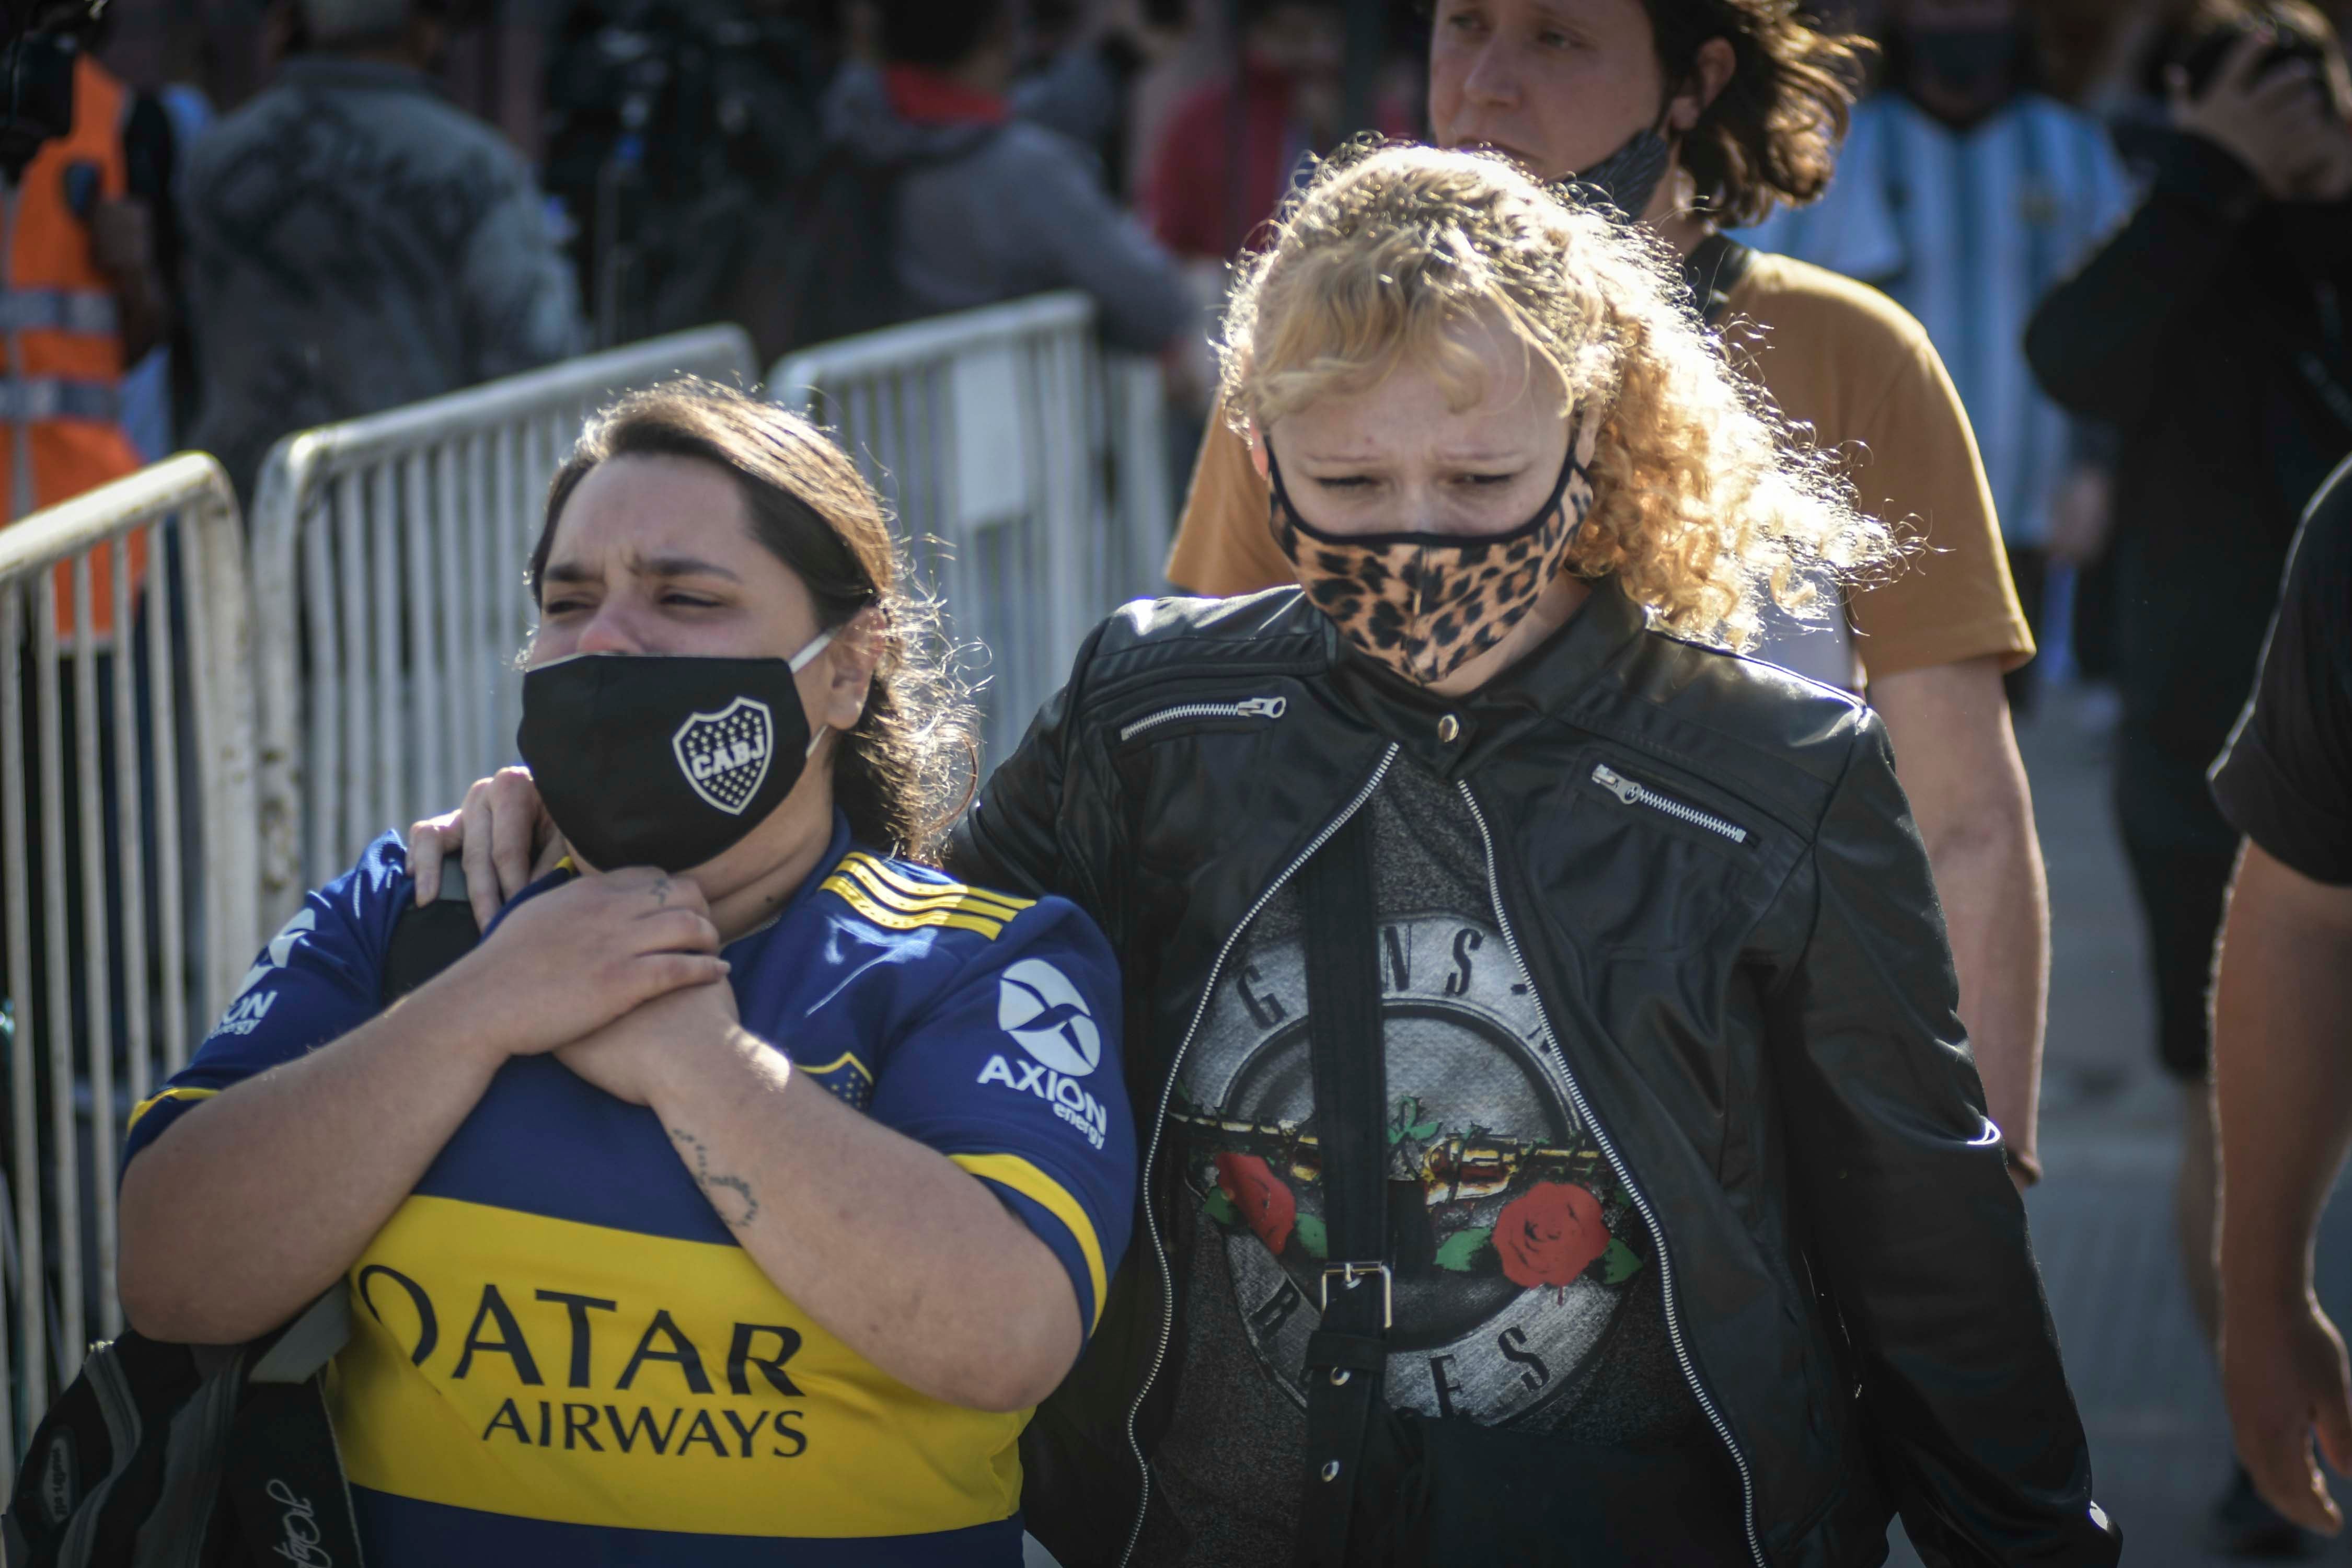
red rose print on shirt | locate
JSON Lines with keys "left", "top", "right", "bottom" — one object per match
{"left": 1495, "top": 1182, "right": 1610, "bottom": 1288}
{"left": 1215, "top": 1152, "right": 1297, "bottom": 1254}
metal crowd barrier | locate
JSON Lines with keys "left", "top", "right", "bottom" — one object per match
{"left": 0, "top": 308, "right": 1169, "bottom": 1478}
{"left": 770, "top": 292, "right": 1173, "bottom": 763}
{"left": 249, "top": 326, "right": 758, "bottom": 921}
{"left": 0, "top": 453, "right": 255, "bottom": 1472}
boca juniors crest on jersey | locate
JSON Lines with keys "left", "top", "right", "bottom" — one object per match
{"left": 672, "top": 697, "right": 774, "bottom": 815}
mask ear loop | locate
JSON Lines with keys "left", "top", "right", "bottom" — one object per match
{"left": 788, "top": 598, "right": 888, "bottom": 758}
{"left": 1264, "top": 438, "right": 1302, "bottom": 536}
{"left": 1555, "top": 403, "right": 1602, "bottom": 550}
{"left": 788, "top": 625, "right": 838, "bottom": 673}
{"left": 789, "top": 624, "right": 839, "bottom": 758}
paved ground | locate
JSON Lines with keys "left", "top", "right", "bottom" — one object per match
{"left": 1883, "top": 684, "right": 2352, "bottom": 1567}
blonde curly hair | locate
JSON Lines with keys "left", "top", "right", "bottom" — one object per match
{"left": 1218, "top": 142, "right": 1895, "bottom": 651}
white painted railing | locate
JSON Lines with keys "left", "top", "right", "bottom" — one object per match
{"left": 248, "top": 326, "right": 757, "bottom": 921}
{"left": 770, "top": 293, "right": 1172, "bottom": 763}
{"left": 0, "top": 453, "right": 254, "bottom": 1476}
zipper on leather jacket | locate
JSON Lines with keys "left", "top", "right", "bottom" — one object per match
{"left": 1117, "top": 743, "right": 1399, "bottom": 1568}
{"left": 1458, "top": 779, "right": 1770, "bottom": 1568}
{"left": 1117, "top": 695, "right": 1287, "bottom": 744}
{"left": 1590, "top": 763, "right": 1750, "bottom": 846}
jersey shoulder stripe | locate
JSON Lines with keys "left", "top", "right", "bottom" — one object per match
{"left": 949, "top": 1152, "right": 1108, "bottom": 1329}
{"left": 822, "top": 874, "right": 1011, "bottom": 938}
{"left": 821, "top": 854, "right": 1034, "bottom": 940}
{"left": 837, "top": 852, "right": 1032, "bottom": 917}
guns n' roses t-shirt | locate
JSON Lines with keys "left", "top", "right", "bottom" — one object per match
{"left": 1138, "top": 760, "right": 1700, "bottom": 1566}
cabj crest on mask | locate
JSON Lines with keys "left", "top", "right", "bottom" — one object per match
{"left": 671, "top": 697, "right": 775, "bottom": 815}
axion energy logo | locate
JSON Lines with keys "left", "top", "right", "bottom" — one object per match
{"left": 979, "top": 960, "right": 1108, "bottom": 1148}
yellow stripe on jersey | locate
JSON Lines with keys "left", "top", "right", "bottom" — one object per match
{"left": 797, "top": 1051, "right": 874, "bottom": 1084}
{"left": 834, "top": 855, "right": 1031, "bottom": 923}
{"left": 840, "top": 851, "right": 1033, "bottom": 912}
{"left": 821, "top": 876, "right": 1011, "bottom": 939}
{"left": 334, "top": 1195, "right": 1025, "bottom": 1537}
{"left": 126, "top": 1085, "right": 218, "bottom": 1133}
{"left": 949, "top": 1154, "right": 1108, "bottom": 1330}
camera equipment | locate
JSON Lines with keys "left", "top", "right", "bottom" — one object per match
{"left": 0, "top": 0, "right": 101, "bottom": 185}
{"left": 2179, "top": 21, "right": 2330, "bottom": 101}
{"left": 0, "top": 31, "right": 74, "bottom": 182}
{"left": 542, "top": 0, "right": 835, "bottom": 348}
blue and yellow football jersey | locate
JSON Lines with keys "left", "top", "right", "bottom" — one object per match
{"left": 122, "top": 815, "right": 1135, "bottom": 1565}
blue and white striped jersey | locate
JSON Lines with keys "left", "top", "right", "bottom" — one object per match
{"left": 1743, "top": 91, "right": 2131, "bottom": 547}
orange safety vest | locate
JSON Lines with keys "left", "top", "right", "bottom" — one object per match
{"left": 4, "top": 53, "right": 145, "bottom": 641}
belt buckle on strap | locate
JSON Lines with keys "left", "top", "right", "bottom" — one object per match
{"left": 1319, "top": 1262, "right": 1392, "bottom": 1329}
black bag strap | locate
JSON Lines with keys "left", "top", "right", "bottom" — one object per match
{"left": 380, "top": 864, "right": 482, "bottom": 1007}
{"left": 220, "top": 1288, "right": 364, "bottom": 1567}
{"left": 222, "top": 1382, "right": 365, "bottom": 1568}
{"left": 1292, "top": 808, "right": 1389, "bottom": 1568}
{"left": 1682, "top": 231, "right": 1754, "bottom": 329}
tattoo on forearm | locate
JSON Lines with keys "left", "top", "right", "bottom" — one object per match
{"left": 670, "top": 1127, "right": 758, "bottom": 1228}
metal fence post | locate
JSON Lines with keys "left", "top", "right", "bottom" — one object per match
{"left": 0, "top": 454, "right": 253, "bottom": 1488}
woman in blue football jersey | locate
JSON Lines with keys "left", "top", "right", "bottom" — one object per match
{"left": 116, "top": 385, "right": 1135, "bottom": 1562}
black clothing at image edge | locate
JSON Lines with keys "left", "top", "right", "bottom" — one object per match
{"left": 2027, "top": 131, "right": 2352, "bottom": 846}
{"left": 2028, "top": 125, "right": 2352, "bottom": 1081}
{"left": 947, "top": 580, "right": 2116, "bottom": 1568}
{"left": 2212, "top": 455, "right": 2352, "bottom": 884}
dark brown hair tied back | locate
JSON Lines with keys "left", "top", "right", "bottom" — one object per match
{"left": 531, "top": 379, "right": 977, "bottom": 860}
{"left": 1642, "top": 0, "right": 1875, "bottom": 229}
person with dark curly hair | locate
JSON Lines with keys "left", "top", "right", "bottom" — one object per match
{"left": 1165, "top": 0, "right": 2058, "bottom": 1196}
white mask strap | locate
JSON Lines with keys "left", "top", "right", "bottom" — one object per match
{"left": 788, "top": 625, "right": 838, "bottom": 674}
{"left": 792, "top": 626, "right": 840, "bottom": 757}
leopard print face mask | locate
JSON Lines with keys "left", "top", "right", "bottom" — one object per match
{"left": 1267, "top": 409, "right": 1601, "bottom": 686}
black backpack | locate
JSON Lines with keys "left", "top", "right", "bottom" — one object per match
{"left": 3, "top": 1276, "right": 363, "bottom": 1568}
{"left": 4, "top": 884, "right": 484, "bottom": 1568}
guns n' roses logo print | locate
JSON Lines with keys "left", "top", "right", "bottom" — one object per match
{"left": 1177, "top": 911, "right": 1651, "bottom": 1427}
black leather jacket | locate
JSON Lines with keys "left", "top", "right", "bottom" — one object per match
{"left": 947, "top": 582, "right": 2115, "bottom": 1568}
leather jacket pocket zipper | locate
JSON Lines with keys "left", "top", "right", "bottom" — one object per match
{"left": 1117, "top": 695, "right": 1286, "bottom": 743}
{"left": 1590, "top": 763, "right": 1750, "bottom": 846}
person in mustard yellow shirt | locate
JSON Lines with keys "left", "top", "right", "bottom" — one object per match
{"left": 1166, "top": 0, "right": 2052, "bottom": 1183}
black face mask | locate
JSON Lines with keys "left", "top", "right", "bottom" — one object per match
{"left": 1907, "top": 27, "right": 2018, "bottom": 98}
{"left": 515, "top": 633, "right": 836, "bottom": 874}
{"left": 1574, "top": 120, "right": 1673, "bottom": 222}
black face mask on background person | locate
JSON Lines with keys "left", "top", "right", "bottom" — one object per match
{"left": 1906, "top": 26, "right": 2020, "bottom": 98}
{"left": 516, "top": 629, "right": 838, "bottom": 874}
{"left": 1571, "top": 102, "right": 1675, "bottom": 221}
